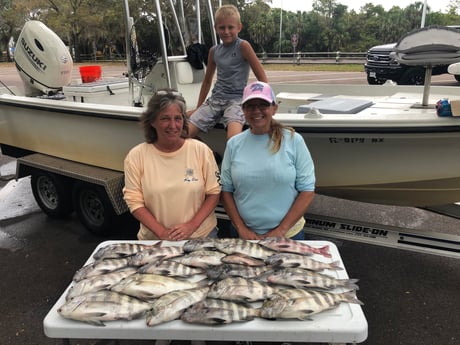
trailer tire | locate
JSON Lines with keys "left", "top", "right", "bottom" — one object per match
{"left": 72, "top": 181, "right": 116, "bottom": 236}
{"left": 31, "top": 172, "right": 73, "bottom": 218}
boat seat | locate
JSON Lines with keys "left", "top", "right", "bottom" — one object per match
{"left": 142, "top": 60, "right": 205, "bottom": 109}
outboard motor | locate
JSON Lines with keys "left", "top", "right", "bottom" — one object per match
{"left": 14, "top": 20, "right": 73, "bottom": 96}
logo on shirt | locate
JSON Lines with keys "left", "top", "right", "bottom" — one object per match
{"left": 184, "top": 168, "right": 198, "bottom": 182}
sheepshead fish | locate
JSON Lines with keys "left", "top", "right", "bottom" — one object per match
{"left": 92, "top": 242, "right": 153, "bottom": 260}
{"left": 181, "top": 298, "right": 260, "bottom": 325}
{"left": 221, "top": 253, "right": 266, "bottom": 267}
{"left": 127, "top": 245, "right": 184, "bottom": 267}
{"left": 214, "top": 238, "right": 275, "bottom": 260}
{"left": 58, "top": 290, "right": 151, "bottom": 326}
{"left": 271, "top": 288, "right": 363, "bottom": 303}
{"left": 266, "top": 268, "right": 359, "bottom": 291}
{"left": 73, "top": 258, "right": 131, "bottom": 282}
{"left": 145, "top": 287, "right": 209, "bottom": 326}
{"left": 183, "top": 238, "right": 216, "bottom": 252}
{"left": 170, "top": 250, "right": 226, "bottom": 268}
{"left": 138, "top": 260, "right": 204, "bottom": 277}
{"left": 265, "top": 253, "right": 343, "bottom": 272}
{"left": 110, "top": 273, "right": 208, "bottom": 300}
{"left": 207, "top": 276, "right": 278, "bottom": 302}
{"left": 66, "top": 267, "right": 137, "bottom": 300}
{"left": 205, "top": 263, "right": 272, "bottom": 280}
{"left": 260, "top": 290, "right": 363, "bottom": 320}
{"left": 258, "top": 237, "right": 332, "bottom": 258}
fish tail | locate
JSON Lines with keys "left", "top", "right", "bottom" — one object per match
{"left": 318, "top": 245, "right": 332, "bottom": 258}
{"left": 341, "top": 291, "right": 364, "bottom": 305}
{"left": 344, "top": 278, "right": 360, "bottom": 291}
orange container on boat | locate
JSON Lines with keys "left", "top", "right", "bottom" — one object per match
{"left": 79, "top": 65, "right": 102, "bottom": 83}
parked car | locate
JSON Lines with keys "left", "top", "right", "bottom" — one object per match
{"left": 365, "top": 26, "right": 460, "bottom": 85}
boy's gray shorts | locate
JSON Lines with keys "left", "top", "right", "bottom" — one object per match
{"left": 189, "top": 98, "right": 244, "bottom": 133}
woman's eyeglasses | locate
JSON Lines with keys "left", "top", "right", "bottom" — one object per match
{"left": 243, "top": 101, "right": 272, "bottom": 111}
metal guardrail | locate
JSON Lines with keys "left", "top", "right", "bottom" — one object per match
{"left": 258, "top": 51, "right": 366, "bottom": 64}
{"left": 73, "top": 51, "right": 367, "bottom": 65}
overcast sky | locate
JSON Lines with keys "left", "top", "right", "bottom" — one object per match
{"left": 270, "top": 0, "right": 453, "bottom": 13}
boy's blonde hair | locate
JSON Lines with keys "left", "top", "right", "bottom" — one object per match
{"left": 215, "top": 4, "right": 241, "bottom": 23}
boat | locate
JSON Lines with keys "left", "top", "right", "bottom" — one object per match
{"left": 2, "top": 0, "right": 460, "bottom": 208}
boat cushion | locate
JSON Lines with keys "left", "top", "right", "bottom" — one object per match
{"left": 297, "top": 98, "right": 373, "bottom": 114}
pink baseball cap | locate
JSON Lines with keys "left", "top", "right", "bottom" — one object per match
{"left": 242, "top": 81, "right": 276, "bottom": 105}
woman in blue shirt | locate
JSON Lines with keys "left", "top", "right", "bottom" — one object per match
{"left": 220, "top": 81, "right": 316, "bottom": 240}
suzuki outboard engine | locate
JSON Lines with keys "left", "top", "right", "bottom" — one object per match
{"left": 14, "top": 20, "right": 73, "bottom": 96}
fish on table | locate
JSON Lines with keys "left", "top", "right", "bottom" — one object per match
{"left": 205, "top": 263, "right": 272, "bottom": 280}
{"left": 66, "top": 267, "right": 137, "bottom": 300}
{"left": 72, "top": 258, "right": 132, "bottom": 282}
{"left": 138, "top": 259, "right": 204, "bottom": 277}
{"left": 110, "top": 273, "right": 208, "bottom": 301}
{"left": 127, "top": 245, "right": 184, "bottom": 267}
{"left": 265, "top": 252, "right": 343, "bottom": 272}
{"left": 146, "top": 287, "right": 209, "bottom": 326}
{"left": 258, "top": 237, "right": 332, "bottom": 258}
{"left": 207, "top": 276, "right": 278, "bottom": 302}
{"left": 266, "top": 268, "right": 359, "bottom": 291}
{"left": 181, "top": 298, "right": 260, "bottom": 325}
{"left": 260, "top": 289, "right": 363, "bottom": 320}
{"left": 183, "top": 238, "right": 217, "bottom": 252}
{"left": 92, "top": 242, "right": 153, "bottom": 260}
{"left": 170, "top": 249, "right": 226, "bottom": 268}
{"left": 58, "top": 290, "right": 151, "bottom": 326}
{"left": 214, "top": 238, "right": 275, "bottom": 260}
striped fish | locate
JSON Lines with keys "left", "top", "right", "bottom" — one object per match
{"left": 72, "top": 258, "right": 131, "bottom": 282}
{"left": 183, "top": 238, "right": 217, "bottom": 252}
{"left": 66, "top": 267, "right": 137, "bottom": 300}
{"left": 214, "top": 238, "right": 275, "bottom": 260}
{"left": 127, "top": 245, "right": 184, "bottom": 267}
{"left": 266, "top": 268, "right": 359, "bottom": 291}
{"left": 207, "top": 276, "right": 278, "bottom": 302}
{"left": 181, "top": 298, "right": 260, "bottom": 324}
{"left": 58, "top": 290, "right": 151, "bottom": 326}
{"left": 92, "top": 242, "right": 153, "bottom": 260}
{"left": 265, "top": 253, "right": 343, "bottom": 272}
{"left": 146, "top": 287, "right": 209, "bottom": 326}
{"left": 138, "top": 260, "right": 204, "bottom": 277}
{"left": 258, "top": 237, "right": 332, "bottom": 258}
{"left": 205, "top": 263, "right": 272, "bottom": 280}
{"left": 170, "top": 250, "right": 226, "bottom": 268}
{"left": 110, "top": 273, "right": 207, "bottom": 301}
{"left": 260, "top": 290, "right": 363, "bottom": 320}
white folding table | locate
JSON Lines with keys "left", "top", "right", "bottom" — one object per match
{"left": 44, "top": 240, "right": 368, "bottom": 344}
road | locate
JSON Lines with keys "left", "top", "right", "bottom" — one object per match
{"left": 0, "top": 63, "right": 459, "bottom": 345}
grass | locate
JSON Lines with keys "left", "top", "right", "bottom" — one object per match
{"left": 262, "top": 63, "right": 365, "bottom": 72}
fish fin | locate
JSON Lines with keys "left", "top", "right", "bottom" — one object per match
{"left": 85, "top": 313, "right": 108, "bottom": 327}
{"left": 330, "top": 260, "right": 343, "bottom": 270}
{"left": 209, "top": 317, "right": 229, "bottom": 324}
{"left": 297, "top": 315, "right": 314, "bottom": 321}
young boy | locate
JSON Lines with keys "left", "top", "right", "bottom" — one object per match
{"left": 187, "top": 4, "right": 267, "bottom": 140}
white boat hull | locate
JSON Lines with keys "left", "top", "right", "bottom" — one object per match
{"left": 2, "top": 83, "right": 460, "bottom": 207}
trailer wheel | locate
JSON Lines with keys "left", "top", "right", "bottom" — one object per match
{"left": 31, "top": 172, "right": 73, "bottom": 218}
{"left": 72, "top": 182, "right": 116, "bottom": 235}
